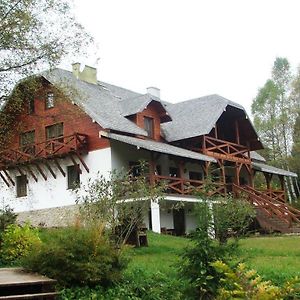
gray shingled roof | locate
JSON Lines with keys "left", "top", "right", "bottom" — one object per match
{"left": 250, "top": 151, "right": 266, "bottom": 162}
{"left": 161, "top": 94, "right": 254, "bottom": 142}
{"left": 102, "top": 132, "right": 216, "bottom": 163}
{"left": 119, "top": 94, "right": 168, "bottom": 117}
{"left": 253, "top": 162, "right": 297, "bottom": 177}
{"left": 42, "top": 68, "right": 147, "bottom": 136}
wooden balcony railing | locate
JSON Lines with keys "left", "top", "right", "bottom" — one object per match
{"left": 202, "top": 136, "right": 250, "bottom": 163}
{"left": 0, "top": 133, "right": 88, "bottom": 169}
{"left": 152, "top": 175, "right": 226, "bottom": 197}
{"left": 232, "top": 184, "right": 300, "bottom": 227}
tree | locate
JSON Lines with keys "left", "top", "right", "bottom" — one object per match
{"left": 0, "top": 0, "right": 92, "bottom": 100}
{"left": 75, "top": 162, "right": 165, "bottom": 247}
{"left": 252, "top": 57, "right": 300, "bottom": 199}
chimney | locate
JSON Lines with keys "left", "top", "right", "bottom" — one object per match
{"left": 72, "top": 62, "right": 80, "bottom": 79}
{"left": 71, "top": 63, "right": 97, "bottom": 84}
{"left": 147, "top": 87, "right": 160, "bottom": 98}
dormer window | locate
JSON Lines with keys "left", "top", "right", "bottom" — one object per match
{"left": 144, "top": 116, "right": 154, "bottom": 138}
{"left": 46, "top": 92, "right": 54, "bottom": 109}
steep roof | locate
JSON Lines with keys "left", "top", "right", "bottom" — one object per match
{"left": 161, "top": 94, "right": 257, "bottom": 143}
{"left": 253, "top": 162, "right": 297, "bottom": 177}
{"left": 42, "top": 68, "right": 147, "bottom": 136}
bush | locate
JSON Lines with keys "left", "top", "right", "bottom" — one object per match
{"left": 22, "top": 225, "right": 128, "bottom": 287}
{"left": 0, "top": 205, "right": 17, "bottom": 233}
{"left": 0, "top": 223, "right": 41, "bottom": 264}
{"left": 179, "top": 196, "right": 254, "bottom": 299}
{"left": 212, "top": 260, "right": 300, "bottom": 299}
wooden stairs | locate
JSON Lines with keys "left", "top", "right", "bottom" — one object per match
{"left": 233, "top": 184, "right": 300, "bottom": 234}
{"left": 0, "top": 268, "right": 58, "bottom": 300}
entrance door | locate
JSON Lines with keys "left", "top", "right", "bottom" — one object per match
{"left": 173, "top": 208, "right": 185, "bottom": 236}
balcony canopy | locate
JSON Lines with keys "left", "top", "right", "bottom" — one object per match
{"left": 253, "top": 162, "right": 297, "bottom": 178}
{"left": 101, "top": 132, "right": 216, "bottom": 163}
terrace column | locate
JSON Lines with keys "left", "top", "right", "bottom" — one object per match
{"left": 150, "top": 200, "right": 161, "bottom": 233}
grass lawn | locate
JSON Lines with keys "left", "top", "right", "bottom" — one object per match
{"left": 128, "top": 232, "right": 300, "bottom": 285}
{"left": 127, "top": 231, "right": 191, "bottom": 275}
{"left": 239, "top": 235, "right": 300, "bottom": 284}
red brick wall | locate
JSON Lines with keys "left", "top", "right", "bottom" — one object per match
{"left": 8, "top": 85, "right": 110, "bottom": 152}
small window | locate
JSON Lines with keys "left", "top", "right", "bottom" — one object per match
{"left": 20, "top": 130, "right": 35, "bottom": 155}
{"left": 144, "top": 117, "right": 154, "bottom": 138}
{"left": 28, "top": 97, "right": 35, "bottom": 114}
{"left": 67, "top": 165, "right": 80, "bottom": 189}
{"left": 45, "top": 92, "right": 54, "bottom": 109}
{"left": 16, "top": 175, "right": 27, "bottom": 197}
{"left": 46, "top": 123, "right": 64, "bottom": 141}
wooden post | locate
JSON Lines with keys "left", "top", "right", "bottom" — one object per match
{"left": 149, "top": 152, "right": 156, "bottom": 185}
{"left": 235, "top": 120, "right": 240, "bottom": 145}
{"left": 178, "top": 160, "right": 185, "bottom": 193}
{"left": 263, "top": 173, "right": 272, "bottom": 190}
{"left": 214, "top": 124, "right": 218, "bottom": 139}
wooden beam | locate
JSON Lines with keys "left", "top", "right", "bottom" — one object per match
{"left": 214, "top": 124, "right": 218, "bottom": 139}
{"left": 43, "top": 161, "right": 57, "bottom": 179}
{"left": 73, "top": 152, "right": 89, "bottom": 173}
{"left": 3, "top": 169, "right": 15, "bottom": 186}
{"left": 54, "top": 158, "right": 65, "bottom": 177}
{"left": 0, "top": 172, "right": 10, "bottom": 187}
{"left": 34, "top": 163, "right": 47, "bottom": 181}
{"left": 16, "top": 166, "right": 25, "bottom": 176}
{"left": 70, "top": 155, "right": 82, "bottom": 174}
{"left": 25, "top": 165, "right": 38, "bottom": 182}
{"left": 235, "top": 120, "right": 240, "bottom": 145}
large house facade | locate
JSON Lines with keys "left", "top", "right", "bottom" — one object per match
{"left": 0, "top": 64, "right": 299, "bottom": 234}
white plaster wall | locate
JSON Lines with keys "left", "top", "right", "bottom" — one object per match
{"left": 0, "top": 148, "right": 112, "bottom": 212}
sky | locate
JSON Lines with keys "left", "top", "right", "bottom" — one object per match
{"left": 62, "top": 0, "right": 300, "bottom": 115}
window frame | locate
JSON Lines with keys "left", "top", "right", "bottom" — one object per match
{"left": 144, "top": 116, "right": 154, "bottom": 138}
{"left": 45, "top": 92, "right": 55, "bottom": 109}
{"left": 28, "top": 97, "right": 35, "bottom": 114}
{"left": 20, "top": 130, "right": 35, "bottom": 155}
{"left": 45, "top": 123, "right": 64, "bottom": 141}
{"left": 16, "top": 175, "right": 28, "bottom": 197}
{"left": 67, "top": 165, "right": 81, "bottom": 189}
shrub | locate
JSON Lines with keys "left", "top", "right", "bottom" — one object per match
{"left": 211, "top": 260, "right": 300, "bottom": 300}
{"left": 22, "top": 225, "right": 128, "bottom": 287}
{"left": 179, "top": 196, "right": 254, "bottom": 299}
{"left": 0, "top": 223, "right": 41, "bottom": 264}
{"left": 0, "top": 205, "right": 17, "bottom": 233}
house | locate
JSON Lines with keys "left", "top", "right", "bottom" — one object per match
{"left": 0, "top": 64, "right": 299, "bottom": 234}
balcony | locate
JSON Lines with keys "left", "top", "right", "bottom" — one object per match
{"left": 202, "top": 136, "right": 251, "bottom": 164}
{"left": 152, "top": 174, "right": 226, "bottom": 197}
{"left": 0, "top": 133, "right": 88, "bottom": 172}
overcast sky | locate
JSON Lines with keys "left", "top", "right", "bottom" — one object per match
{"left": 63, "top": 0, "right": 300, "bottom": 115}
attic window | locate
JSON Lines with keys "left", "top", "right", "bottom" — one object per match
{"left": 144, "top": 117, "right": 154, "bottom": 138}
{"left": 45, "top": 92, "right": 54, "bottom": 109}
{"left": 46, "top": 122, "right": 64, "bottom": 141}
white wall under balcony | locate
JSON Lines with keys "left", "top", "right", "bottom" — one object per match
{"left": 0, "top": 148, "right": 112, "bottom": 212}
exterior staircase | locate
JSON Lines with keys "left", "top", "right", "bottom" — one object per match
{"left": 233, "top": 184, "right": 300, "bottom": 234}
{"left": 0, "top": 268, "right": 58, "bottom": 300}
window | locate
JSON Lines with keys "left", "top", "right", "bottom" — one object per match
{"left": 67, "top": 165, "right": 80, "bottom": 189}
{"left": 45, "top": 92, "right": 54, "bottom": 109}
{"left": 20, "top": 130, "right": 35, "bottom": 155}
{"left": 16, "top": 175, "right": 27, "bottom": 197}
{"left": 46, "top": 123, "right": 64, "bottom": 141}
{"left": 28, "top": 97, "right": 35, "bottom": 114}
{"left": 144, "top": 117, "right": 154, "bottom": 138}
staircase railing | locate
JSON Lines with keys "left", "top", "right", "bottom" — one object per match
{"left": 232, "top": 184, "right": 300, "bottom": 227}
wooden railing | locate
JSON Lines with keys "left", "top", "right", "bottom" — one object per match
{"left": 259, "top": 189, "right": 286, "bottom": 203}
{"left": 232, "top": 184, "right": 300, "bottom": 227}
{"left": 0, "top": 133, "right": 88, "bottom": 169}
{"left": 202, "top": 136, "right": 251, "bottom": 163}
{"left": 152, "top": 175, "right": 226, "bottom": 197}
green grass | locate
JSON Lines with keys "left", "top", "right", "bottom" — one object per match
{"left": 239, "top": 235, "right": 300, "bottom": 284}
{"left": 127, "top": 231, "right": 191, "bottom": 274}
